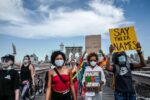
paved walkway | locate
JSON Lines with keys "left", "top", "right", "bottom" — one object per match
{"left": 35, "top": 86, "right": 114, "bottom": 100}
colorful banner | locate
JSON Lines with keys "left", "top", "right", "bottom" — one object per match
{"left": 109, "top": 26, "right": 138, "bottom": 52}
{"left": 72, "top": 51, "right": 86, "bottom": 80}
{"left": 85, "top": 71, "right": 101, "bottom": 92}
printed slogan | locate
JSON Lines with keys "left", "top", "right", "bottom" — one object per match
{"left": 109, "top": 26, "right": 138, "bottom": 52}
{"left": 85, "top": 71, "right": 101, "bottom": 92}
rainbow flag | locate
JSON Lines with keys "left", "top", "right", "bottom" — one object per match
{"left": 72, "top": 51, "right": 86, "bottom": 79}
{"left": 99, "top": 57, "right": 108, "bottom": 68}
{"left": 72, "top": 61, "right": 86, "bottom": 80}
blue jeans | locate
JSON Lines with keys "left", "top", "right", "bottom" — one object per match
{"left": 114, "top": 91, "right": 136, "bottom": 100}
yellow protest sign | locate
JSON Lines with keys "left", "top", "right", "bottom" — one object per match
{"left": 109, "top": 26, "right": 138, "bottom": 52}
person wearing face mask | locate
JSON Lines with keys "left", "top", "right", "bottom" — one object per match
{"left": 45, "top": 51, "right": 77, "bottom": 100}
{"left": 82, "top": 52, "right": 106, "bottom": 100}
{"left": 0, "top": 54, "right": 19, "bottom": 100}
{"left": 106, "top": 42, "right": 146, "bottom": 100}
{"left": 16, "top": 55, "right": 35, "bottom": 100}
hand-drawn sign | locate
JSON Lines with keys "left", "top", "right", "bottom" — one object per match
{"left": 85, "top": 71, "right": 101, "bottom": 92}
{"left": 109, "top": 26, "right": 138, "bottom": 52}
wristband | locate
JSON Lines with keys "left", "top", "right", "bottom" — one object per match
{"left": 138, "top": 51, "right": 142, "bottom": 55}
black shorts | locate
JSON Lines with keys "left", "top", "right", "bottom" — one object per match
{"left": 52, "top": 90, "right": 72, "bottom": 100}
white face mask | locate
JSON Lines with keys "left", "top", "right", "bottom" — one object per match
{"left": 24, "top": 59, "right": 29, "bottom": 63}
{"left": 90, "top": 61, "right": 97, "bottom": 67}
{"left": 55, "top": 60, "right": 64, "bottom": 67}
{"left": 23, "top": 59, "right": 29, "bottom": 65}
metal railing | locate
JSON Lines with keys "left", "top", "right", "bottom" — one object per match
{"left": 105, "top": 71, "right": 150, "bottom": 100}
{"left": 135, "top": 83, "right": 150, "bottom": 100}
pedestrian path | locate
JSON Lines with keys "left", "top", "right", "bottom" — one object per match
{"left": 35, "top": 86, "right": 114, "bottom": 100}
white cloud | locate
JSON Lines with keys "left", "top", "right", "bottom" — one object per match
{"left": 0, "top": 0, "right": 133, "bottom": 39}
{"left": 0, "top": 0, "right": 27, "bottom": 23}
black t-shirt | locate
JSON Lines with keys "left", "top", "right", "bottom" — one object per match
{"left": 0, "top": 69, "right": 19, "bottom": 97}
{"left": 112, "top": 63, "right": 135, "bottom": 93}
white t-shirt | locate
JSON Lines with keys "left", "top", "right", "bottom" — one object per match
{"left": 82, "top": 65, "right": 106, "bottom": 96}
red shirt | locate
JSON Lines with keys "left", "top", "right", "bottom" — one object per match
{"left": 52, "top": 74, "right": 70, "bottom": 92}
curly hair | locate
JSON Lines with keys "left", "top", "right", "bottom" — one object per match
{"left": 87, "top": 52, "right": 98, "bottom": 62}
{"left": 51, "top": 51, "right": 66, "bottom": 66}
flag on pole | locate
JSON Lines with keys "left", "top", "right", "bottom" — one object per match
{"left": 99, "top": 57, "right": 108, "bottom": 68}
{"left": 72, "top": 51, "right": 86, "bottom": 79}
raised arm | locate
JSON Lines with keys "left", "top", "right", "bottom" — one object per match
{"left": 106, "top": 45, "right": 114, "bottom": 72}
{"left": 132, "top": 42, "right": 146, "bottom": 69}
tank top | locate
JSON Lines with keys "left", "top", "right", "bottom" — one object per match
{"left": 52, "top": 75, "right": 70, "bottom": 92}
{"left": 20, "top": 64, "right": 32, "bottom": 82}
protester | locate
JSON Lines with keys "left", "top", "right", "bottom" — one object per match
{"left": 106, "top": 42, "right": 146, "bottom": 100}
{"left": 16, "top": 55, "right": 35, "bottom": 100}
{"left": 46, "top": 51, "right": 77, "bottom": 100}
{"left": 0, "top": 54, "right": 19, "bottom": 100}
{"left": 82, "top": 52, "right": 106, "bottom": 100}
{"left": 98, "top": 49, "right": 107, "bottom": 68}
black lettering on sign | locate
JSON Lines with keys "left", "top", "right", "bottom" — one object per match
{"left": 114, "top": 28, "right": 120, "bottom": 36}
{"left": 123, "top": 35, "right": 130, "bottom": 40}
{"left": 113, "top": 40, "right": 137, "bottom": 52}
{"left": 113, "top": 43, "right": 125, "bottom": 51}
{"left": 124, "top": 41, "right": 132, "bottom": 50}
{"left": 132, "top": 41, "right": 137, "bottom": 49}
{"left": 121, "top": 27, "right": 130, "bottom": 36}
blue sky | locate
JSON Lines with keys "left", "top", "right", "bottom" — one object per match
{"left": 0, "top": 0, "right": 150, "bottom": 61}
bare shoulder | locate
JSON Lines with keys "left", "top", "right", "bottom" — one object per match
{"left": 49, "top": 69, "right": 55, "bottom": 76}
{"left": 29, "top": 64, "right": 34, "bottom": 70}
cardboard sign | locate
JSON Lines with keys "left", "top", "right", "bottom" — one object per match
{"left": 109, "top": 26, "right": 138, "bottom": 52}
{"left": 85, "top": 71, "right": 101, "bottom": 92}
{"left": 85, "top": 35, "right": 101, "bottom": 53}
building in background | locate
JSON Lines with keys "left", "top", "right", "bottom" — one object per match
{"left": 45, "top": 54, "right": 49, "bottom": 63}
{"left": 60, "top": 42, "right": 64, "bottom": 52}
{"left": 85, "top": 35, "right": 101, "bottom": 54}
{"left": 30, "top": 53, "right": 38, "bottom": 64}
